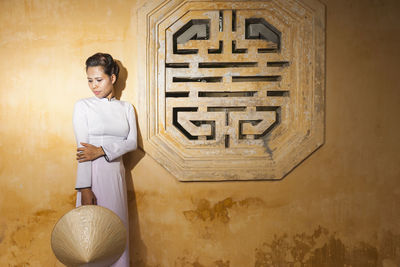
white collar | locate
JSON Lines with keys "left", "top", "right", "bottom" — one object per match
{"left": 94, "top": 96, "right": 116, "bottom": 102}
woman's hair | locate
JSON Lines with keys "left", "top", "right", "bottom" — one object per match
{"left": 85, "top": 53, "right": 120, "bottom": 81}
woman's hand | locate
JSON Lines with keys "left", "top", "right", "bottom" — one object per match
{"left": 76, "top": 142, "right": 105, "bottom": 162}
{"left": 80, "top": 188, "right": 97, "bottom": 205}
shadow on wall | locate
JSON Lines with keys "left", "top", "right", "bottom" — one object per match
{"left": 124, "top": 148, "right": 146, "bottom": 267}
{"left": 114, "top": 60, "right": 127, "bottom": 101}
{"left": 115, "top": 60, "right": 147, "bottom": 266}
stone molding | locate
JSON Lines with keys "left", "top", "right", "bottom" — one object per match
{"left": 136, "top": 0, "right": 325, "bottom": 181}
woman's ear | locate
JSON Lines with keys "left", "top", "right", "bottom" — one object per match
{"left": 111, "top": 74, "right": 117, "bottom": 84}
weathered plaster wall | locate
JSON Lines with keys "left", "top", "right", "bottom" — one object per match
{"left": 0, "top": 0, "right": 399, "bottom": 266}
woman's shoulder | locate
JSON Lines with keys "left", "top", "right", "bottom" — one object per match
{"left": 75, "top": 97, "right": 95, "bottom": 105}
{"left": 73, "top": 97, "right": 95, "bottom": 111}
{"left": 118, "top": 99, "right": 135, "bottom": 110}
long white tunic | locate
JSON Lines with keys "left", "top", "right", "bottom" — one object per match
{"left": 73, "top": 96, "right": 137, "bottom": 267}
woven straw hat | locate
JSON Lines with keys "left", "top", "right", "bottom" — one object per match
{"left": 51, "top": 205, "right": 127, "bottom": 267}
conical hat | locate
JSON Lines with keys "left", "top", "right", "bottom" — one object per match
{"left": 51, "top": 205, "right": 127, "bottom": 267}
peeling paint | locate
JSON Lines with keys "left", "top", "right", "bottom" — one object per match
{"left": 214, "top": 259, "right": 230, "bottom": 267}
{"left": 184, "top": 197, "right": 264, "bottom": 224}
{"left": 175, "top": 256, "right": 205, "bottom": 267}
{"left": 33, "top": 209, "right": 56, "bottom": 217}
{"left": 0, "top": 223, "right": 6, "bottom": 244}
{"left": 175, "top": 257, "right": 230, "bottom": 267}
{"left": 183, "top": 198, "right": 234, "bottom": 223}
{"left": 379, "top": 230, "right": 400, "bottom": 263}
{"left": 0, "top": 191, "right": 75, "bottom": 265}
{"left": 254, "top": 226, "right": 400, "bottom": 267}
{"left": 238, "top": 197, "right": 265, "bottom": 208}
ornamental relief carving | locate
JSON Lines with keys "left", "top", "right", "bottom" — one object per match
{"left": 137, "top": 0, "right": 325, "bottom": 181}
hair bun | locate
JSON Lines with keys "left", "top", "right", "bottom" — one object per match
{"left": 86, "top": 53, "right": 120, "bottom": 81}
{"left": 112, "top": 60, "right": 120, "bottom": 79}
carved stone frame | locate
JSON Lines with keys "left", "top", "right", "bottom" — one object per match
{"left": 136, "top": 0, "right": 325, "bottom": 181}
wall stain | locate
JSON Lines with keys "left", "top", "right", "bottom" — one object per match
{"left": 131, "top": 258, "right": 161, "bottom": 267}
{"left": 11, "top": 262, "right": 31, "bottom": 267}
{"left": 33, "top": 209, "right": 56, "bottom": 217}
{"left": 379, "top": 230, "right": 400, "bottom": 264}
{"left": 0, "top": 191, "right": 75, "bottom": 265}
{"left": 68, "top": 192, "right": 76, "bottom": 207}
{"left": 348, "top": 242, "right": 379, "bottom": 267}
{"left": 0, "top": 222, "right": 6, "bottom": 244}
{"left": 175, "top": 256, "right": 205, "bottom": 267}
{"left": 254, "top": 226, "right": 400, "bottom": 267}
{"left": 183, "top": 197, "right": 267, "bottom": 240}
{"left": 183, "top": 198, "right": 233, "bottom": 223}
{"left": 238, "top": 197, "right": 265, "bottom": 208}
{"left": 131, "top": 190, "right": 146, "bottom": 206}
{"left": 183, "top": 197, "right": 264, "bottom": 224}
{"left": 214, "top": 259, "right": 230, "bottom": 267}
{"left": 175, "top": 257, "right": 230, "bottom": 267}
{"left": 308, "top": 236, "right": 346, "bottom": 266}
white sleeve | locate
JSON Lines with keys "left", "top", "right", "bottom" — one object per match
{"left": 73, "top": 101, "right": 92, "bottom": 189}
{"left": 101, "top": 103, "right": 138, "bottom": 161}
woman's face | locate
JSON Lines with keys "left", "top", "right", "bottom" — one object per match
{"left": 86, "top": 66, "right": 116, "bottom": 99}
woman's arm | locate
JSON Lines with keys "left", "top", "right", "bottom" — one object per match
{"left": 101, "top": 103, "right": 138, "bottom": 161}
{"left": 73, "top": 100, "right": 98, "bottom": 205}
{"left": 73, "top": 100, "right": 92, "bottom": 189}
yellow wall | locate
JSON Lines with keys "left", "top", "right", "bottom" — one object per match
{"left": 0, "top": 0, "right": 399, "bottom": 266}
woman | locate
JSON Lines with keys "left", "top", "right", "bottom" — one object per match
{"left": 73, "top": 53, "right": 137, "bottom": 267}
